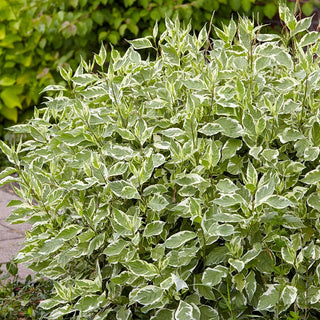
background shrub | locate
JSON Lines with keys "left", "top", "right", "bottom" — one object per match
{"left": 2, "top": 5, "right": 320, "bottom": 319}
{"left": 0, "top": 262, "right": 53, "bottom": 320}
{"left": 0, "top": 0, "right": 317, "bottom": 130}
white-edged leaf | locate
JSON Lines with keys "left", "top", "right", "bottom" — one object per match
{"left": 300, "top": 31, "right": 320, "bottom": 47}
{"left": 257, "top": 284, "right": 280, "bottom": 311}
{"left": 165, "top": 231, "right": 197, "bottom": 249}
{"left": 302, "top": 167, "right": 320, "bottom": 184}
{"left": 264, "top": 195, "right": 293, "bottom": 209}
{"left": 143, "top": 221, "right": 165, "bottom": 237}
{"left": 148, "top": 194, "right": 169, "bottom": 211}
{"left": 128, "top": 38, "right": 153, "bottom": 49}
{"left": 202, "top": 266, "right": 228, "bottom": 286}
{"left": 281, "top": 285, "right": 297, "bottom": 306}
{"left": 198, "top": 123, "right": 222, "bottom": 136}
{"left": 126, "top": 260, "right": 158, "bottom": 277}
{"left": 245, "top": 271, "right": 256, "bottom": 301}
{"left": 175, "top": 301, "right": 199, "bottom": 320}
{"left": 215, "top": 117, "right": 243, "bottom": 138}
{"left": 175, "top": 173, "right": 205, "bottom": 186}
{"left": 130, "top": 286, "right": 164, "bottom": 305}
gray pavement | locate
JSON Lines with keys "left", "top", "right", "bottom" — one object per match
{"left": 0, "top": 186, "right": 34, "bottom": 280}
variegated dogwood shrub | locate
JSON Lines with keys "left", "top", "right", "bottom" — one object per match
{"left": 2, "top": 7, "right": 320, "bottom": 319}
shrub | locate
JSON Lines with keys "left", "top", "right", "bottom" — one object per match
{"left": 2, "top": 6, "right": 320, "bottom": 319}
{"left": 0, "top": 262, "right": 53, "bottom": 319}
{"left": 0, "top": 0, "right": 315, "bottom": 127}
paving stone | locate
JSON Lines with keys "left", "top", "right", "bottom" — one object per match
{"left": 0, "top": 223, "right": 25, "bottom": 240}
{"left": 0, "top": 238, "right": 24, "bottom": 263}
{"left": 0, "top": 219, "right": 30, "bottom": 235}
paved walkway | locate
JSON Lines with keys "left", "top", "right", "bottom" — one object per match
{"left": 0, "top": 186, "right": 34, "bottom": 280}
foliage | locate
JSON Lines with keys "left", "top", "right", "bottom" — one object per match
{"left": 0, "top": 262, "right": 53, "bottom": 319}
{"left": 2, "top": 7, "right": 320, "bottom": 319}
{"left": 0, "top": 0, "right": 316, "bottom": 127}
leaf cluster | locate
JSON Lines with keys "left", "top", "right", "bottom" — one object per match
{"left": 2, "top": 7, "right": 320, "bottom": 319}
{"left": 0, "top": 0, "right": 315, "bottom": 126}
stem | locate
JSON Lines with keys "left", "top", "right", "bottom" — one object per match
{"left": 210, "top": 84, "right": 215, "bottom": 115}
{"left": 292, "top": 37, "right": 296, "bottom": 72}
{"left": 304, "top": 270, "right": 309, "bottom": 320}
{"left": 200, "top": 225, "right": 207, "bottom": 260}
{"left": 227, "top": 281, "right": 234, "bottom": 320}
{"left": 83, "top": 117, "right": 102, "bottom": 148}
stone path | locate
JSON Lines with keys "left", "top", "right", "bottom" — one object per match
{"left": 0, "top": 186, "right": 34, "bottom": 280}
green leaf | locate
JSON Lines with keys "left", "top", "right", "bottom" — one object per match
{"left": 131, "top": 286, "right": 164, "bottom": 305}
{"left": 175, "top": 173, "right": 205, "bottom": 186}
{"left": 103, "top": 143, "right": 135, "bottom": 160}
{"left": 255, "top": 179, "right": 275, "bottom": 206}
{"left": 200, "top": 140, "right": 220, "bottom": 169}
{"left": 148, "top": 194, "right": 169, "bottom": 211}
{"left": 263, "top": 3, "right": 277, "bottom": 19}
{"left": 213, "top": 194, "right": 244, "bottom": 207}
{"left": 1, "top": 87, "right": 22, "bottom": 109}
{"left": 112, "top": 207, "right": 132, "bottom": 231}
{"left": 0, "top": 166, "right": 17, "bottom": 179}
{"left": 122, "top": 185, "right": 141, "bottom": 199}
{"left": 257, "top": 285, "right": 280, "bottom": 311}
{"left": 74, "top": 294, "right": 106, "bottom": 312}
{"left": 199, "top": 305, "right": 219, "bottom": 320}
{"left": 110, "top": 181, "right": 140, "bottom": 199}
{"left": 116, "top": 306, "right": 132, "bottom": 320}
{"left": 312, "top": 122, "right": 320, "bottom": 146}
{"left": 264, "top": 195, "right": 293, "bottom": 209}
{"left": 175, "top": 301, "right": 200, "bottom": 320}
{"left": 279, "top": 128, "right": 304, "bottom": 143}
{"left": 165, "top": 231, "right": 197, "bottom": 249}
{"left": 56, "top": 225, "right": 82, "bottom": 241}
{"left": 128, "top": 38, "right": 153, "bottom": 49}
{"left": 161, "top": 128, "right": 185, "bottom": 138}
{"left": 161, "top": 44, "right": 180, "bottom": 66}
{"left": 189, "top": 197, "right": 202, "bottom": 220}
{"left": 293, "top": 16, "right": 313, "bottom": 35}
{"left": 88, "top": 233, "right": 106, "bottom": 255}
{"left": 202, "top": 265, "right": 228, "bottom": 286}
{"left": 108, "top": 162, "right": 129, "bottom": 176}
{"left": 39, "top": 298, "right": 65, "bottom": 310}
{"left": 245, "top": 271, "right": 256, "bottom": 302}
{"left": 281, "top": 246, "right": 295, "bottom": 265}
{"left": 172, "top": 274, "right": 188, "bottom": 291}
{"left": 117, "top": 128, "right": 136, "bottom": 141}
{"left": 126, "top": 260, "right": 158, "bottom": 277}
{"left": 216, "top": 178, "right": 238, "bottom": 194}
{"left": 302, "top": 2, "right": 314, "bottom": 17}
{"left": 103, "top": 238, "right": 128, "bottom": 256}
{"left": 301, "top": 167, "right": 320, "bottom": 184}
{"left": 198, "top": 123, "right": 221, "bottom": 136}
{"left": 208, "top": 223, "right": 235, "bottom": 237}
{"left": 151, "top": 309, "right": 174, "bottom": 320}
{"left": 281, "top": 285, "right": 297, "bottom": 307}
{"left": 215, "top": 117, "right": 243, "bottom": 138}
{"left": 228, "top": 258, "right": 244, "bottom": 272}
{"left": 221, "top": 139, "right": 242, "bottom": 161}
{"left": 143, "top": 221, "right": 165, "bottom": 237}
{"left": 38, "top": 239, "right": 65, "bottom": 255}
